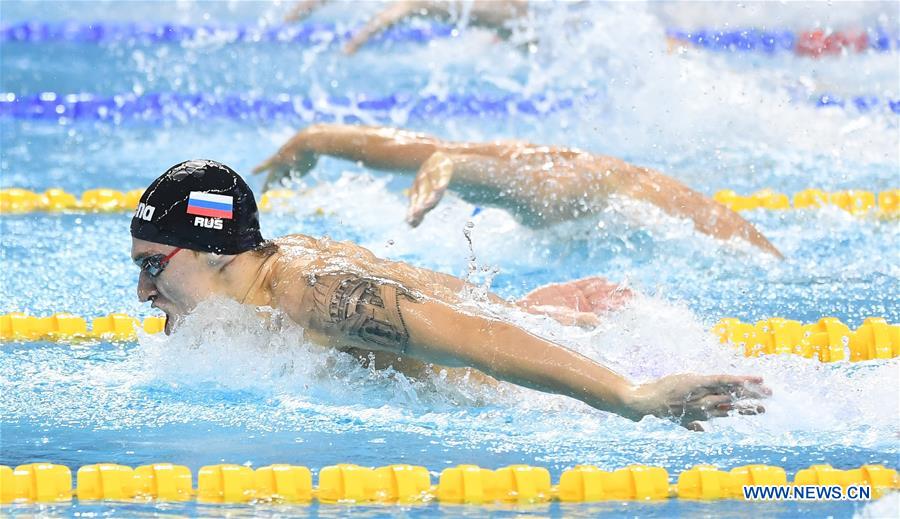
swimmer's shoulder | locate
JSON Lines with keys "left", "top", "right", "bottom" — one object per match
{"left": 266, "top": 235, "right": 319, "bottom": 297}
{"left": 270, "top": 233, "right": 385, "bottom": 278}
{"left": 466, "top": 139, "right": 595, "bottom": 162}
{"left": 272, "top": 233, "right": 318, "bottom": 250}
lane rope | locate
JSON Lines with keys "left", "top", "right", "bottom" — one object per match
{"left": 2, "top": 311, "right": 897, "bottom": 363}
{"left": 667, "top": 27, "right": 899, "bottom": 56}
{"left": 713, "top": 317, "right": 899, "bottom": 363}
{"left": 2, "top": 20, "right": 897, "bottom": 58}
{"left": 1, "top": 90, "right": 897, "bottom": 126}
{"left": 713, "top": 188, "right": 899, "bottom": 215}
{"left": 0, "top": 91, "right": 585, "bottom": 123}
{"left": 1, "top": 187, "right": 897, "bottom": 216}
{"left": 0, "top": 20, "right": 452, "bottom": 45}
{"left": 1, "top": 461, "right": 896, "bottom": 504}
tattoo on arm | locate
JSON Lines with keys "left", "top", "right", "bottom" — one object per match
{"left": 310, "top": 274, "right": 417, "bottom": 353}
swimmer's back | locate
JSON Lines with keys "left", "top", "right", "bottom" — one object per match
{"left": 270, "top": 234, "right": 499, "bottom": 305}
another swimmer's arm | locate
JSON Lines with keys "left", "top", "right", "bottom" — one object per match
{"left": 609, "top": 164, "right": 783, "bottom": 258}
{"left": 284, "top": 0, "right": 424, "bottom": 53}
{"left": 253, "top": 124, "right": 444, "bottom": 189}
{"left": 343, "top": 2, "right": 425, "bottom": 55}
{"left": 284, "top": 0, "right": 329, "bottom": 22}
{"left": 344, "top": 1, "right": 529, "bottom": 54}
{"left": 285, "top": 1, "right": 528, "bottom": 54}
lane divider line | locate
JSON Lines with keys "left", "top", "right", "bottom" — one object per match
{"left": 0, "top": 91, "right": 584, "bottom": 122}
{"left": 3, "top": 20, "right": 897, "bottom": 58}
{"left": 714, "top": 188, "right": 899, "bottom": 215}
{"left": 667, "top": 27, "right": 899, "bottom": 56}
{"left": 1, "top": 89, "right": 897, "bottom": 127}
{"left": 1, "top": 187, "right": 896, "bottom": 215}
{"left": 1, "top": 462, "right": 897, "bottom": 504}
{"left": 1, "top": 311, "right": 897, "bottom": 363}
{"left": 714, "top": 317, "right": 899, "bottom": 363}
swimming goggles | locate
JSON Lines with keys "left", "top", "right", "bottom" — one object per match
{"left": 137, "top": 248, "right": 182, "bottom": 278}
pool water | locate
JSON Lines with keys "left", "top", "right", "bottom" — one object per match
{"left": 1, "top": 1, "right": 898, "bottom": 516}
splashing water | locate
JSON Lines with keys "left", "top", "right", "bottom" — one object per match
{"left": 1, "top": 1, "right": 898, "bottom": 516}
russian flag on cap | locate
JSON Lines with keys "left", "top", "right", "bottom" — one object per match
{"left": 187, "top": 191, "right": 233, "bottom": 219}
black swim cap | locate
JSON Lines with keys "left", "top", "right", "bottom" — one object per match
{"left": 130, "top": 160, "right": 264, "bottom": 254}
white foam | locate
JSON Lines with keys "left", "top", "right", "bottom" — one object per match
{"left": 116, "top": 289, "right": 900, "bottom": 449}
{"left": 856, "top": 492, "right": 900, "bottom": 518}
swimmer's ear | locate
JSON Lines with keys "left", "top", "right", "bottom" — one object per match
{"left": 205, "top": 252, "right": 237, "bottom": 272}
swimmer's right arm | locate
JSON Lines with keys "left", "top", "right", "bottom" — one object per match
{"left": 253, "top": 124, "right": 443, "bottom": 189}
{"left": 253, "top": 124, "right": 496, "bottom": 212}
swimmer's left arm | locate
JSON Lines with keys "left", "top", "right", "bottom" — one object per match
{"left": 289, "top": 272, "right": 628, "bottom": 404}
{"left": 286, "top": 272, "right": 770, "bottom": 427}
{"left": 411, "top": 297, "right": 626, "bottom": 389}
{"left": 608, "top": 164, "right": 783, "bottom": 258}
{"left": 398, "top": 295, "right": 771, "bottom": 427}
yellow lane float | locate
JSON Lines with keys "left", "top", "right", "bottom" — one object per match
{"left": 1, "top": 462, "right": 895, "bottom": 505}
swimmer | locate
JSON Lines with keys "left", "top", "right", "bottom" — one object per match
{"left": 254, "top": 124, "right": 783, "bottom": 257}
{"left": 131, "top": 159, "right": 771, "bottom": 429}
{"left": 285, "top": 0, "right": 528, "bottom": 54}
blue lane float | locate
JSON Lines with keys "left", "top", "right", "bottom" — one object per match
{"left": 816, "top": 94, "right": 900, "bottom": 113}
{"left": 0, "top": 90, "right": 896, "bottom": 125}
{"left": 3, "top": 20, "right": 898, "bottom": 55}
{"left": 0, "top": 91, "right": 582, "bottom": 124}
{"left": 667, "top": 27, "right": 899, "bottom": 55}
{"left": 0, "top": 20, "right": 452, "bottom": 45}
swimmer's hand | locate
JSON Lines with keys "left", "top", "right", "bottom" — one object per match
{"left": 515, "top": 276, "right": 634, "bottom": 328}
{"left": 253, "top": 132, "right": 319, "bottom": 191}
{"left": 519, "top": 276, "right": 632, "bottom": 316}
{"left": 626, "top": 374, "right": 770, "bottom": 430}
{"left": 406, "top": 151, "right": 454, "bottom": 227}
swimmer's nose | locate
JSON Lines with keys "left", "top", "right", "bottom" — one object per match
{"left": 137, "top": 271, "right": 158, "bottom": 303}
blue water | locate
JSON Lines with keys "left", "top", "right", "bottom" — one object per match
{"left": 1, "top": 1, "right": 899, "bottom": 517}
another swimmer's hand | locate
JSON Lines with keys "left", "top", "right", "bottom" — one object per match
{"left": 252, "top": 131, "right": 319, "bottom": 191}
{"left": 284, "top": 0, "right": 330, "bottom": 23}
{"left": 285, "top": 0, "right": 427, "bottom": 54}
{"left": 343, "top": 1, "right": 428, "bottom": 55}
{"left": 625, "top": 374, "right": 770, "bottom": 430}
{"left": 287, "top": 1, "right": 527, "bottom": 55}
{"left": 406, "top": 151, "right": 454, "bottom": 227}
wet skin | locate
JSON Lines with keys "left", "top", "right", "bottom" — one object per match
{"left": 132, "top": 234, "right": 770, "bottom": 429}
{"left": 254, "top": 124, "right": 783, "bottom": 258}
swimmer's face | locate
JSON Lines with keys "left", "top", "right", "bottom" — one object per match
{"left": 131, "top": 238, "right": 222, "bottom": 335}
